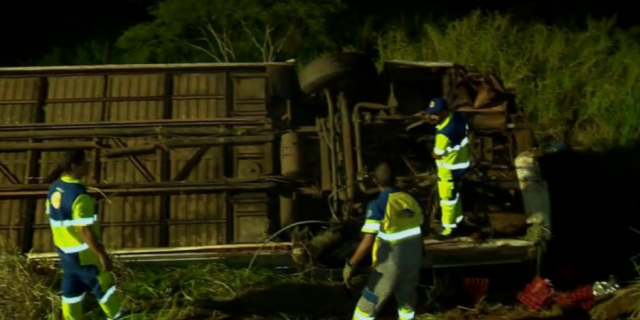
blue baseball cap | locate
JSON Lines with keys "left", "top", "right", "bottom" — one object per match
{"left": 426, "top": 97, "right": 448, "bottom": 115}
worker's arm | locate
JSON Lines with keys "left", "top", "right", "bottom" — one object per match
{"left": 431, "top": 133, "right": 449, "bottom": 160}
{"left": 349, "top": 234, "right": 375, "bottom": 267}
{"left": 411, "top": 196, "right": 425, "bottom": 226}
{"left": 349, "top": 201, "right": 383, "bottom": 267}
{"left": 72, "top": 194, "right": 108, "bottom": 258}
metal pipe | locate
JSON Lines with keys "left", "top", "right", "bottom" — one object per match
{"left": 324, "top": 89, "right": 338, "bottom": 217}
{"left": 337, "top": 92, "right": 355, "bottom": 212}
{"left": 351, "top": 102, "right": 398, "bottom": 191}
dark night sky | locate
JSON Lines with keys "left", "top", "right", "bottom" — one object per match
{"left": 0, "top": 0, "right": 638, "bottom": 66}
{"left": 0, "top": 0, "right": 151, "bottom": 64}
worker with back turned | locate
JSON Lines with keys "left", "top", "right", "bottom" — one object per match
{"left": 426, "top": 97, "right": 471, "bottom": 237}
{"left": 47, "top": 150, "right": 124, "bottom": 320}
{"left": 343, "top": 162, "right": 423, "bottom": 320}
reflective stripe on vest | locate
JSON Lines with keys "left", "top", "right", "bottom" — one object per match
{"left": 49, "top": 214, "right": 98, "bottom": 227}
{"left": 377, "top": 226, "right": 421, "bottom": 242}
{"left": 361, "top": 219, "right": 381, "bottom": 233}
{"left": 50, "top": 214, "right": 98, "bottom": 253}
{"left": 436, "top": 160, "right": 470, "bottom": 170}
{"left": 58, "top": 243, "right": 90, "bottom": 254}
{"left": 435, "top": 135, "right": 470, "bottom": 170}
{"left": 434, "top": 136, "right": 469, "bottom": 155}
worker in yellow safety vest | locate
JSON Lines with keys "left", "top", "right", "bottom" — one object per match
{"left": 343, "top": 162, "right": 423, "bottom": 320}
{"left": 426, "top": 97, "right": 470, "bottom": 237}
{"left": 47, "top": 150, "right": 124, "bottom": 320}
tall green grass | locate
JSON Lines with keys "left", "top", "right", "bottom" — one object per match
{"left": 377, "top": 11, "right": 640, "bottom": 149}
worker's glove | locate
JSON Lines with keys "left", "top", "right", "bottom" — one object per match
{"left": 342, "top": 260, "right": 355, "bottom": 289}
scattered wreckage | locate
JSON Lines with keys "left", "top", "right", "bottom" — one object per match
{"left": 0, "top": 54, "right": 550, "bottom": 269}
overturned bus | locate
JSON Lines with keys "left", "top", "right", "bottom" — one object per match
{"left": 0, "top": 54, "right": 550, "bottom": 268}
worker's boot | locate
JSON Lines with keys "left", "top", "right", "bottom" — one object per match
{"left": 432, "top": 225, "right": 463, "bottom": 240}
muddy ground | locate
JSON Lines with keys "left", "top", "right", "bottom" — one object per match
{"left": 175, "top": 281, "right": 638, "bottom": 320}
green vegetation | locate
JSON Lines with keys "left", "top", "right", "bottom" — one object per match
{"left": 34, "top": 7, "right": 640, "bottom": 150}
{"left": 4, "top": 251, "right": 637, "bottom": 320}
{"left": 377, "top": 12, "right": 640, "bottom": 149}
{"left": 0, "top": 253, "right": 349, "bottom": 320}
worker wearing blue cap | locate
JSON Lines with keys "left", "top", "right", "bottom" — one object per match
{"left": 426, "top": 97, "right": 470, "bottom": 236}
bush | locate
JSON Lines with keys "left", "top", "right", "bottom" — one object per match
{"left": 377, "top": 11, "right": 640, "bottom": 149}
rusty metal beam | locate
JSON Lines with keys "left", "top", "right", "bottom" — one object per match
{"left": 0, "top": 97, "right": 267, "bottom": 106}
{"left": 0, "top": 124, "right": 269, "bottom": 140}
{"left": 26, "top": 241, "right": 294, "bottom": 264}
{"left": 103, "top": 135, "right": 275, "bottom": 158}
{"left": 0, "top": 62, "right": 290, "bottom": 76}
{"left": 0, "top": 160, "right": 20, "bottom": 184}
{"left": 0, "top": 181, "right": 275, "bottom": 198}
{"left": 0, "top": 142, "right": 96, "bottom": 151}
{"left": 0, "top": 135, "right": 274, "bottom": 154}
{"left": 111, "top": 138, "right": 155, "bottom": 182}
{"left": 159, "top": 72, "right": 173, "bottom": 248}
{"left": 224, "top": 71, "right": 235, "bottom": 244}
{"left": 21, "top": 76, "right": 48, "bottom": 254}
{"left": 104, "top": 145, "right": 155, "bottom": 157}
{"left": 18, "top": 218, "right": 228, "bottom": 230}
{"left": 172, "top": 146, "right": 210, "bottom": 181}
{"left": 0, "top": 118, "right": 266, "bottom": 132}
{"left": 0, "top": 95, "right": 228, "bottom": 105}
{"left": 42, "top": 167, "right": 63, "bottom": 184}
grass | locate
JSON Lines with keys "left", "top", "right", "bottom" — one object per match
{"left": 376, "top": 11, "right": 640, "bottom": 149}
{"left": 0, "top": 253, "right": 350, "bottom": 320}
{"left": 3, "top": 249, "right": 639, "bottom": 320}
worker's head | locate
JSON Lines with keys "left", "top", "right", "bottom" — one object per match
{"left": 60, "top": 150, "right": 89, "bottom": 178}
{"left": 426, "top": 97, "right": 449, "bottom": 124}
{"left": 373, "top": 162, "right": 396, "bottom": 189}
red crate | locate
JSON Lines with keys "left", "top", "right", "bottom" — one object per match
{"left": 517, "top": 277, "right": 556, "bottom": 312}
{"left": 555, "top": 285, "right": 594, "bottom": 310}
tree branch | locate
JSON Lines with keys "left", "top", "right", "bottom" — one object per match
{"left": 274, "top": 25, "right": 295, "bottom": 54}
{"left": 198, "top": 27, "right": 221, "bottom": 60}
{"left": 182, "top": 41, "right": 222, "bottom": 62}
{"left": 203, "top": 22, "right": 232, "bottom": 62}
{"left": 240, "top": 19, "right": 267, "bottom": 62}
{"left": 222, "top": 28, "right": 236, "bottom": 61}
{"left": 263, "top": 23, "right": 273, "bottom": 62}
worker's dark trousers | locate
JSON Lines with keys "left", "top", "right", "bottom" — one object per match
{"left": 60, "top": 251, "right": 124, "bottom": 320}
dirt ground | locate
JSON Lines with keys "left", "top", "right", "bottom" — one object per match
{"left": 178, "top": 283, "right": 638, "bottom": 320}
